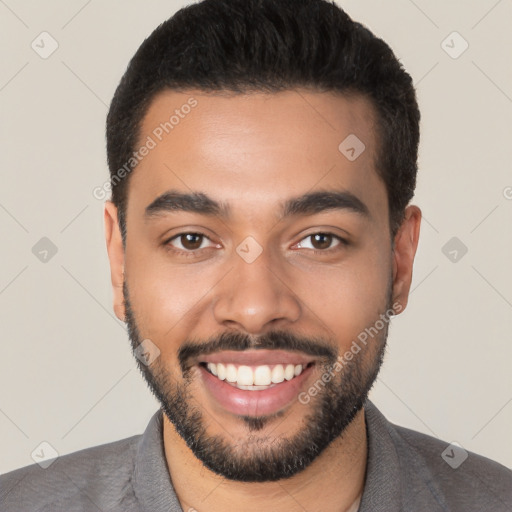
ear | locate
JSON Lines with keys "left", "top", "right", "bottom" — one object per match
{"left": 391, "top": 205, "right": 422, "bottom": 314}
{"left": 104, "top": 201, "right": 126, "bottom": 322}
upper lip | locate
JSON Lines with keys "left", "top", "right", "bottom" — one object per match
{"left": 198, "top": 349, "right": 315, "bottom": 366}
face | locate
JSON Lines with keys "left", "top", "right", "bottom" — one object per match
{"left": 105, "top": 89, "right": 420, "bottom": 482}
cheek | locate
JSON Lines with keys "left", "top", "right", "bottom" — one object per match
{"left": 289, "top": 249, "right": 391, "bottom": 347}
{"left": 125, "top": 249, "right": 219, "bottom": 340}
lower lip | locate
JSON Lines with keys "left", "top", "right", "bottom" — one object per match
{"left": 198, "top": 364, "right": 314, "bottom": 417}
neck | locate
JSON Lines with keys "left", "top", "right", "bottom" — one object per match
{"left": 162, "top": 407, "right": 368, "bottom": 512}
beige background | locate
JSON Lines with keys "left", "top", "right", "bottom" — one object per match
{"left": 1, "top": 0, "right": 511, "bottom": 474}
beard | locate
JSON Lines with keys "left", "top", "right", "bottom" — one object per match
{"left": 123, "top": 279, "right": 392, "bottom": 482}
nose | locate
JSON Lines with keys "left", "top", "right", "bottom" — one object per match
{"left": 212, "top": 245, "right": 302, "bottom": 334}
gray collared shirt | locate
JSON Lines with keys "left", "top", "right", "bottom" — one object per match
{"left": 2, "top": 400, "right": 511, "bottom": 511}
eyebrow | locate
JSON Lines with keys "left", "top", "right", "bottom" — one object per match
{"left": 144, "top": 189, "right": 370, "bottom": 221}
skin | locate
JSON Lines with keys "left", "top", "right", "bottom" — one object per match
{"left": 104, "top": 89, "right": 421, "bottom": 511}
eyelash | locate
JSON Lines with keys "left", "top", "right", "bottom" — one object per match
{"left": 163, "top": 231, "right": 349, "bottom": 257}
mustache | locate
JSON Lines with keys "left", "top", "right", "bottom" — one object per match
{"left": 178, "top": 329, "right": 337, "bottom": 372}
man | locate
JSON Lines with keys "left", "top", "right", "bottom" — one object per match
{"left": 1, "top": 0, "right": 511, "bottom": 510}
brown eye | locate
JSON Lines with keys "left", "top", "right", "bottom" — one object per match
{"left": 310, "top": 233, "right": 333, "bottom": 250}
{"left": 295, "top": 232, "right": 346, "bottom": 252}
{"left": 166, "top": 232, "right": 215, "bottom": 253}
{"left": 179, "top": 233, "right": 204, "bottom": 250}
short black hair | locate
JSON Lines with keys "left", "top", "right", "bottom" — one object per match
{"left": 106, "top": 0, "right": 420, "bottom": 243}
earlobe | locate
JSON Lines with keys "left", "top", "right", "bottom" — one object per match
{"left": 104, "top": 201, "right": 126, "bottom": 322}
{"left": 391, "top": 205, "right": 422, "bottom": 314}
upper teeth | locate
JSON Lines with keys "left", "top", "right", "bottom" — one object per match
{"left": 206, "top": 363, "right": 304, "bottom": 386}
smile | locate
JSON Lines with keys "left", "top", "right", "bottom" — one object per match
{"left": 196, "top": 350, "right": 317, "bottom": 416}
{"left": 201, "top": 362, "right": 311, "bottom": 390}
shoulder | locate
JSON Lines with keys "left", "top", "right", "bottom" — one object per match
{"left": 363, "top": 400, "right": 512, "bottom": 511}
{"left": 392, "top": 421, "right": 512, "bottom": 508}
{"left": 0, "top": 434, "right": 141, "bottom": 512}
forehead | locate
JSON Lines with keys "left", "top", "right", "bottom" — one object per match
{"left": 127, "top": 88, "right": 387, "bottom": 227}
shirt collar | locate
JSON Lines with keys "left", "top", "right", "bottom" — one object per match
{"left": 132, "top": 408, "right": 184, "bottom": 512}
{"left": 358, "top": 400, "right": 403, "bottom": 511}
{"left": 359, "top": 400, "right": 448, "bottom": 512}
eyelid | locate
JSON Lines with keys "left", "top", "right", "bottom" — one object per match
{"left": 164, "top": 231, "right": 219, "bottom": 253}
{"left": 293, "top": 232, "right": 348, "bottom": 251}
